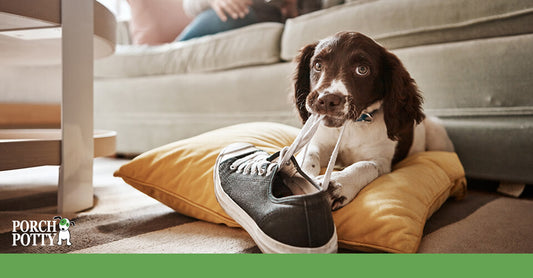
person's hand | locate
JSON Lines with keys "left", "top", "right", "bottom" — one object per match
{"left": 209, "top": 0, "right": 253, "bottom": 22}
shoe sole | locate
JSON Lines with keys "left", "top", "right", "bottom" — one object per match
{"left": 213, "top": 143, "right": 338, "bottom": 254}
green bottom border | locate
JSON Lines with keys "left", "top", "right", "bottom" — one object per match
{"left": 1, "top": 254, "right": 531, "bottom": 277}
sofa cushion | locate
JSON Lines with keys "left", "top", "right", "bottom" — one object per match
{"left": 394, "top": 33, "right": 533, "bottom": 115}
{"left": 95, "top": 23, "right": 284, "bottom": 78}
{"left": 392, "top": 33, "right": 533, "bottom": 183}
{"left": 94, "top": 63, "right": 298, "bottom": 154}
{"left": 281, "top": 0, "right": 533, "bottom": 60}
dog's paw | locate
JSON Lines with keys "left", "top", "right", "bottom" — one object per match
{"left": 327, "top": 184, "right": 349, "bottom": 210}
{"left": 320, "top": 178, "right": 348, "bottom": 211}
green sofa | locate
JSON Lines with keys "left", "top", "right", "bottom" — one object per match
{"left": 94, "top": 0, "right": 533, "bottom": 183}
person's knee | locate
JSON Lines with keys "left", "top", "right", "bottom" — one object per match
{"left": 177, "top": 9, "right": 259, "bottom": 41}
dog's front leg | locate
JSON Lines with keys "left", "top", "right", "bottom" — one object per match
{"left": 321, "top": 161, "right": 380, "bottom": 210}
{"left": 296, "top": 144, "right": 322, "bottom": 177}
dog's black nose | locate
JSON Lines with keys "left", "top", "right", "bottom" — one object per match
{"left": 317, "top": 93, "right": 344, "bottom": 114}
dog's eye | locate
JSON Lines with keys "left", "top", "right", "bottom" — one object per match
{"left": 313, "top": 62, "right": 323, "bottom": 72}
{"left": 356, "top": 65, "right": 370, "bottom": 76}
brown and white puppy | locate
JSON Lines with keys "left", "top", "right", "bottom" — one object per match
{"left": 293, "top": 32, "right": 454, "bottom": 210}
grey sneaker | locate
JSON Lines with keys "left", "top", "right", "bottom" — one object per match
{"left": 213, "top": 143, "right": 337, "bottom": 253}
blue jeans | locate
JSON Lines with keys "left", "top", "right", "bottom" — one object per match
{"left": 177, "top": 9, "right": 260, "bottom": 41}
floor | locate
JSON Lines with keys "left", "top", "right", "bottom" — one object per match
{"left": 1, "top": 157, "right": 532, "bottom": 253}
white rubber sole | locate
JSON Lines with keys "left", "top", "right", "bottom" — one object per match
{"left": 213, "top": 143, "right": 338, "bottom": 254}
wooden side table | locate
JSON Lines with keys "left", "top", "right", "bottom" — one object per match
{"left": 0, "top": 0, "right": 117, "bottom": 213}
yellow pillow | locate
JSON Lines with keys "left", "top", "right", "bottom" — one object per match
{"left": 114, "top": 122, "right": 466, "bottom": 253}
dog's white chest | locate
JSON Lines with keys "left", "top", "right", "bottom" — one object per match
{"left": 58, "top": 230, "right": 70, "bottom": 240}
{"left": 313, "top": 117, "right": 396, "bottom": 167}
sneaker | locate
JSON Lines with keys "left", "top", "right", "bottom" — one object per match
{"left": 213, "top": 142, "right": 337, "bottom": 253}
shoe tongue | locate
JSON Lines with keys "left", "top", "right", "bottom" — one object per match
{"left": 280, "top": 160, "right": 299, "bottom": 178}
{"left": 266, "top": 152, "right": 298, "bottom": 176}
{"left": 277, "top": 156, "right": 322, "bottom": 196}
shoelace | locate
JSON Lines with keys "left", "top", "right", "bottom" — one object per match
{"left": 229, "top": 151, "right": 277, "bottom": 176}
{"left": 229, "top": 114, "right": 346, "bottom": 191}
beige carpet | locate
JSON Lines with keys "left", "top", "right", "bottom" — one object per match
{"left": 1, "top": 158, "right": 532, "bottom": 253}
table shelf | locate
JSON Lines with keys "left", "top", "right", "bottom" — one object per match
{"left": 0, "top": 129, "right": 116, "bottom": 171}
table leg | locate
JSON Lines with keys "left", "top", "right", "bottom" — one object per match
{"left": 58, "top": 0, "right": 94, "bottom": 213}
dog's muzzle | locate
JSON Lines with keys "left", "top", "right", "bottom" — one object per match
{"left": 307, "top": 92, "right": 349, "bottom": 127}
{"left": 309, "top": 92, "right": 346, "bottom": 116}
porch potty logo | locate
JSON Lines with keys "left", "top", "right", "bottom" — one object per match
{"left": 12, "top": 216, "right": 76, "bottom": 247}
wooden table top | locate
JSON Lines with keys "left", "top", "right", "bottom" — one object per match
{"left": 0, "top": 0, "right": 116, "bottom": 65}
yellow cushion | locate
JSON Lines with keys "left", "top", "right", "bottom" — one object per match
{"left": 114, "top": 122, "right": 466, "bottom": 253}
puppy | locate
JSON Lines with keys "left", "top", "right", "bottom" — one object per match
{"left": 54, "top": 216, "right": 75, "bottom": 246}
{"left": 293, "top": 32, "right": 454, "bottom": 210}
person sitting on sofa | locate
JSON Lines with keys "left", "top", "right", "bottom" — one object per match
{"left": 176, "top": 0, "right": 321, "bottom": 41}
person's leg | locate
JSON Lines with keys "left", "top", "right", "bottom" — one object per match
{"left": 177, "top": 9, "right": 259, "bottom": 41}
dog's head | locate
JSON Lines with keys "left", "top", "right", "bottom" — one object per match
{"left": 59, "top": 218, "right": 71, "bottom": 231}
{"left": 293, "top": 32, "right": 424, "bottom": 140}
{"left": 54, "top": 216, "right": 74, "bottom": 231}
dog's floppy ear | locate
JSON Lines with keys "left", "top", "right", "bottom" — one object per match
{"left": 381, "top": 50, "right": 425, "bottom": 140}
{"left": 293, "top": 42, "right": 317, "bottom": 123}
